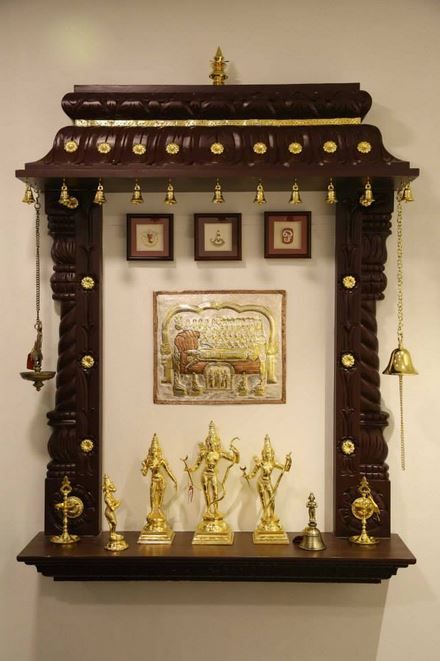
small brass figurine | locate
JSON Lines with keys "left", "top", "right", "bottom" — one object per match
{"left": 103, "top": 474, "right": 128, "bottom": 551}
{"left": 241, "top": 435, "right": 291, "bottom": 544}
{"left": 183, "top": 421, "right": 239, "bottom": 545}
{"left": 297, "top": 493, "right": 326, "bottom": 551}
{"left": 50, "top": 476, "right": 83, "bottom": 545}
{"left": 349, "top": 476, "right": 381, "bottom": 545}
{"left": 138, "top": 434, "right": 177, "bottom": 544}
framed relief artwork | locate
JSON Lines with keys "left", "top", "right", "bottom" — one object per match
{"left": 154, "top": 290, "right": 286, "bottom": 404}
{"left": 194, "top": 213, "right": 241, "bottom": 260}
{"left": 127, "top": 214, "right": 173, "bottom": 260}
{"left": 264, "top": 211, "right": 311, "bottom": 258}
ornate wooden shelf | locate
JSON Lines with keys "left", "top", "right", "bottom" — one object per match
{"left": 17, "top": 532, "right": 415, "bottom": 583}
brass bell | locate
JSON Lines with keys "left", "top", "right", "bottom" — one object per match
{"left": 326, "top": 178, "right": 337, "bottom": 205}
{"left": 298, "top": 526, "right": 327, "bottom": 552}
{"left": 403, "top": 183, "right": 414, "bottom": 202}
{"left": 93, "top": 179, "right": 106, "bottom": 205}
{"left": 289, "top": 180, "right": 302, "bottom": 205}
{"left": 212, "top": 179, "right": 225, "bottom": 204}
{"left": 383, "top": 347, "right": 418, "bottom": 376}
{"left": 59, "top": 179, "right": 70, "bottom": 206}
{"left": 253, "top": 180, "right": 266, "bottom": 205}
{"left": 164, "top": 180, "right": 177, "bottom": 205}
{"left": 22, "top": 183, "right": 35, "bottom": 205}
{"left": 360, "top": 178, "right": 375, "bottom": 207}
{"left": 131, "top": 179, "right": 144, "bottom": 205}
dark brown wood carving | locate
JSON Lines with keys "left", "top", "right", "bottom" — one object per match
{"left": 334, "top": 179, "right": 393, "bottom": 536}
{"left": 45, "top": 188, "right": 102, "bottom": 535}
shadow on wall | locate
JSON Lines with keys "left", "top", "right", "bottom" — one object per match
{"left": 34, "top": 578, "right": 389, "bottom": 661}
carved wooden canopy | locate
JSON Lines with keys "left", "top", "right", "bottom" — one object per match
{"left": 17, "top": 83, "right": 418, "bottom": 190}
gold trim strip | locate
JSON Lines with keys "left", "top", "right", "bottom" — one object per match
{"left": 73, "top": 117, "right": 361, "bottom": 128}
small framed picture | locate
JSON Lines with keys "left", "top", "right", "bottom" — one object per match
{"left": 194, "top": 213, "right": 242, "bottom": 261}
{"left": 127, "top": 214, "right": 173, "bottom": 261}
{"left": 264, "top": 211, "right": 311, "bottom": 258}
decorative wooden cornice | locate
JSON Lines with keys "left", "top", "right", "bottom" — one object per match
{"left": 16, "top": 83, "right": 418, "bottom": 190}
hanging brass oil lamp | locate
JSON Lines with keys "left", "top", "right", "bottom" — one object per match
{"left": 20, "top": 187, "right": 55, "bottom": 391}
{"left": 382, "top": 183, "right": 417, "bottom": 470}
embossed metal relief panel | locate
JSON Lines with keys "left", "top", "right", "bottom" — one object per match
{"left": 154, "top": 290, "right": 286, "bottom": 404}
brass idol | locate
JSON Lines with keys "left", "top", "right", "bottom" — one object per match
{"left": 138, "top": 434, "right": 177, "bottom": 544}
{"left": 241, "top": 435, "right": 292, "bottom": 544}
{"left": 103, "top": 474, "right": 128, "bottom": 551}
{"left": 183, "top": 421, "right": 239, "bottom": 545}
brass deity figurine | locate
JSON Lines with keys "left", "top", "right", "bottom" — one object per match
{"left": 297, "top": 492, "right": 326, "bottom": 551}
{"left": 182, "top": 421, "right": 239, "bottom": 545}
{"left": 241, "top": 435, "right": 292, "bottom": 544}
{"left": 102, "top": 474, "right": 128, "bottom": 551}
{"left": 349, "top": 476, "right": 381, "bottom": 545}
{"left": 50, "top": 476, "right": 83, "bottom": 545}
{"left": 138, "top": 434, "right": 177, "bottom": 544}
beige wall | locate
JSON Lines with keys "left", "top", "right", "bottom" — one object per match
{"left": 1, "top": 1, "right": 439, "bottom": 659}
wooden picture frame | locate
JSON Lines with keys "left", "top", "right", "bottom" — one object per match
{"left": 264, "top": 211, "right": 311, "bottom": 258}
{"left": 127, "top": 214, "right": 173, "bottom": 260}
{"left": 194, "top": 213, "right": 241, "bottom": 260}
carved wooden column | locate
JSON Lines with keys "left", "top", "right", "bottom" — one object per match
{"left": 45, "top": 186, "right": 102, "bottom": 535}
{"left": 334, "top": 179, "right": 393, "bottom": 537}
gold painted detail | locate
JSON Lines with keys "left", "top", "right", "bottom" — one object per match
{"left": 64, "top": 140, "right": 78, "bottom": 153}
{"left": 166, "top": 142, "right": 180, "bottom": 155}
{"left": 288, "top": 142, "right": 303, "bottom": 154}
{"left": 74, "top": 117, "right": 362, "bottom": 128}
{"left": 80, "top": 439, "right": 94, "bottom": 453}
{"left": 81, "top": 276, "right": 95, "bottom": 290}
{"left": 342, "top": 275, "right": 357, "bottom": 289}
{"left": 81, "top": 354, "right": 95, "bottom": 369}
{"left": 357, "top": 141, "right": 372, "bottom": 154}
{"left": 341, "top": 439, "right": 355, "bottom": 455}
{"left": 210, "top": 142, "right": 224, "bottom": 155}
{"left": 323, "top": 140, "right": 337, "bottom": 153}
{"left": 341, "top": 353, "right": 355, "bottom": 368}
{"left": 253, "top": 142, "right": 268, "bottom": 154}
{"left": 132, "top": 143, "right": 146, "bottom": 155}
{"left": 97, "top": 142, "right": 112, "bottom": 154}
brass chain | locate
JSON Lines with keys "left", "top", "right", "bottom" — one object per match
{"left": 396, "top": 194, "right": 404, "bottom": 349}
{"left": 34, "top": 188, "right": 42, "bottom": 333}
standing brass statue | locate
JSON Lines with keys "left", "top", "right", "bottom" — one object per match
{"left": 102, "top": 474, "right": 128, "bottom": 551}
{"left": 241, "top": 435, "right": 292, "bottom": 544}
{"left": 138, "top": 434, "right": 177, "bottom": 544}
{"left": 183, "top": 421, "right": 239, "bottom": 545}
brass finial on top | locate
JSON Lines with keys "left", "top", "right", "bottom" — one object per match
{"left": 210, "top": 47, "right": 228, "bottom": 86}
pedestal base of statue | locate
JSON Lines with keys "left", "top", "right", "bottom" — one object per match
{"left": 192, "top": 514, "right": 234, "bottom": 545}
{"left": 105, "top": 533, "right": 129, "bottom": 552}
{"left": 137, "top": 514, "right": 175, "bottom": 545}
{"left": 253, "top": 525, "right": 289, "bottom": 545}
{"left": 349, "top": 530, "right": 378, "bottom": 546}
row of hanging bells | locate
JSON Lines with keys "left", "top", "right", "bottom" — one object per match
{"left": 53, "top": 177, "right": 384, "bottom": 207}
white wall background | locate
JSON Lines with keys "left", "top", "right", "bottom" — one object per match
{"left": 1, "top": 1, "right": 439, "bottom": 660}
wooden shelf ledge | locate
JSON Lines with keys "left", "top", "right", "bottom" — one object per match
{"left": 17, "top": 532, "right": 416, "bottom": 583}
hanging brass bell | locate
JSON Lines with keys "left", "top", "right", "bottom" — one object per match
{"left": 212, "top": 179, "right": 225, "bottom": 204}
{"left": 326, "top": 178, "right": 337, "bottom": 205}
{"left": 59, "top": 179, "right": 70, "bottom": 206}
{"left": 22, "top": 183, "right": 35, "bottom": 205}
{"left": 164, "top": 180, "right": 177, "bottom": 205}
{"left": 93, "top": 179, "right": 106, "bottom": 205}
{"left": 403, "top": 183, "right": 414, "bottom": 202}
{"left": 360, "top": 178, "right": 375, "bottom": 207}
{"left": 253, "top": 180, "right": 266, "bottom": 205}
{"left": 289, "top": 180, "right": 302, "bottom": 205}
{"left": 131, "top": 180, "right": 144, "bottom": 205}
{"left": 383, "top": 347, "right": 418, "bottom": 376}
